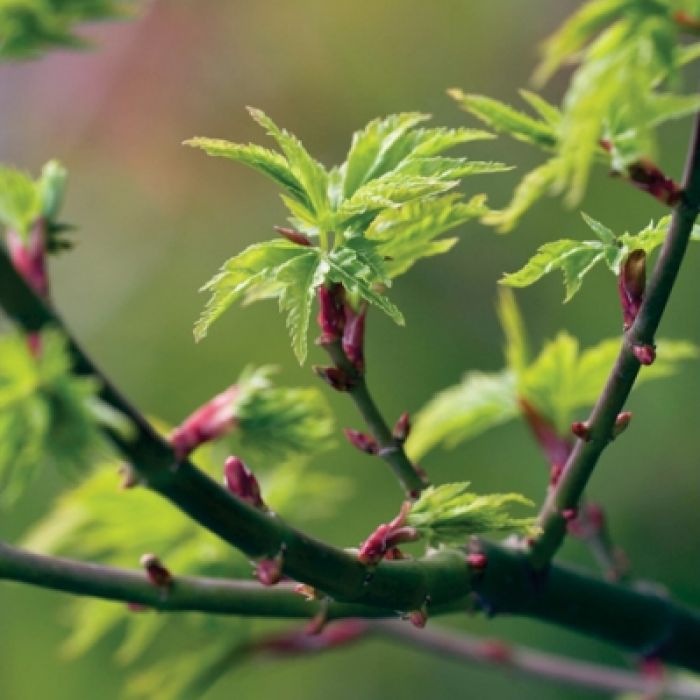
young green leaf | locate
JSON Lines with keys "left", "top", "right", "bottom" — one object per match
{"left": 406, "top": 482, "right": 535, "bottom": 546}
{"left": 0, "top": 167, "right": 41, "bottom": 237}
{"left": 502, "top": 214, "right": 700, "bottom": 301}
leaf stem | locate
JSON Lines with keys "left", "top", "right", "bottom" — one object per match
{"left": 324, "top": 338, "right": 427, "bottom": 496}
{"left": 529, "top": 107, "right": 700, "bottom": 569}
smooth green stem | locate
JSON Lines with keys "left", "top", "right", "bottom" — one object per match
{"left": 324, "top": 339, "right": 426, "bottom": 496}
{"left": 530, "top": 108, "right": 700, "bottom": 569}
{"left": 3, "top": 537, "right": 700, "bottom": 671}
{"left": 374, "top": 621, "right": 700, "bottom": 698}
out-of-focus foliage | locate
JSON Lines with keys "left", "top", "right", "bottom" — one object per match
{"left": 406, "top": 482, "right": 535, "bottom": 546}
{"left": 407, "top": 290, "right": 698, "bottom": 458}
{"left": 223, "top": 365, "right": 336, "bottom": 460}
{"left": 25, "top": 442, "right": 352, "bottom": 700}
{"left": 187, "top": 109, "right": 509, "bottom": 362}
{"left": 0, "top": 0, "right": 136, "bottom": 60}
{"left": 451, "top": 0, "right": 700, "bottom": 230}
{"left": 502, "top": 214, "right": 700, "bottom": 301}
{"left": 0, "top": 160, "right": 67, "bottom": 240}
{"left": 0, "top": 328, "right": 128, "bottom": 504}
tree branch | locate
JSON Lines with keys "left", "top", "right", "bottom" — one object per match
{"left": 529, "top": 107, "right": 700, "bottom": 569}
{"left": 374, "top": 621, "right": 700, "bottom": 699}
{"left": 4, "top": 248, "right": 700, "bottom": 670}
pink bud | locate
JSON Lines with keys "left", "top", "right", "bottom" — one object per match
{"left": 358, "top": 502, "right": 418, "bottom": 565}
{"left": 343, "top": 428, "right": 378, "bottom": 455}
{"left": 618, "top": 250, "right": 646, "bottom": 331}
{"left": 467, "top": 552, "right": 488, "bottom": 572}
{"left": 342, "top": 302, "right": 367, "bottom": 373}
{"left": 255, "top": 557, "right": 283, "bottom": 586}
{"left": 223, "top": 456, "right": 265, "bottom": 508}
{"left": 632, "top": 344, "right": 656, "bottom": 365}
{"left": 392, "top": 411, "right": 411, "bottom": 442}
{"left": 626, "top": 159, "right": 682, "bottom": 206}
{"left": 274, "top": 226, "right": 312, "bottom": 247}
{"left": 170, "top": 385, "right": 239, "bottom": 460}
{"left": 408, "top": 609, "right": 428, "bottom": 628}
{"left": 612, "top": 411, "right": 632, "bottom": 438}
{"left": 316, "top": 285, "right": 344, "bottom": 345}
{"left": 313, "top": 365, "right": 354, "bottom": 391}
{"left": 6, "top": 223, "right": 49, "bottom": 298}
{"left": 561, "top": 508, "right": 577, "bottom": 522}
{"left": 571, "top": 421, "right": 591, "bottom": 442}
{"left": 140, "top": 553, "right": 172, "bottom": 589}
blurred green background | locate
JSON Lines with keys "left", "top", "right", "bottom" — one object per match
{"left": 2, "top": 1, "right": 700, "bottom": 698}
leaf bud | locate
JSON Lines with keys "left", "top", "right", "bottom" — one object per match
{"left": 316, "top": 285, "right": 344, "bottom": 345}
{"left": 274, "top": 226, "right": 312, "bottom": 247}
{"left": 343, "top": 428, "right": 379, "bottom": 455}
{"left": 140, "top": 553, "right": 173, "bottom": 589}
{"left": 618, "top": 249, "right": 646, "bottom": 331}
{"left": 313, "top": 365, "right": 354, "bottom": 391}
{"left": 223, "top": 456, "right": 265, "bottom": 508}
{"left": 342, "top": 301, "right": 367, "bottom": 373}
{"left": 632, "top": 343, "right": 656, "bottom": 366}
{"left": 392, "top": 411, "right": 411, "bottom": 442}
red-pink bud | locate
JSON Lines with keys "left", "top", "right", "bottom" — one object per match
{"left": 619, "top": 250, "right": 646, "bottom": 331}
{"left": 170, "top": 385, "right": 239, "bottom": 460}
{"left": 392, "top": 411, "right": 411, "bottom": 442}
{"left": 467, "top": 552, "right": 488, "bottom": 572}
{"left": 519, "top": 399, "right": 572, "bottom": 474}
{"left": 408, "top": 609, "right": 428, "bottom": 628}
{"left": 223, "top": 456, "right": 265, "bottom": 508}
{"left": 571, "top": 421, "right": 591, "bottom": 442}
{"left": 316, "top": 285, "right": 344, "bottom": 345}
{"left": 358, "top": 502, "right": 419, "bottom": 565}
{"left": 561, "top": 508, "right": 577, "bottom": 522}
{"left": 343, "top": 428, "right": 378, "bottom": 455}
{"left": 342, "top": 302, "right": 367, "bottom": 373}
{"left": 632, "top": 343, "right": 656, "bottom": 365}
{"left": 313, "top": 365, "right": 353, "bottom": 391}
{"left": 255, "top": 557, "right": 283, "bottom": 586}
{"left": 140, "top": 553, "right": 172, "bottom": 589}
{"left": 625, "top": 159, "right": 682, "bottom": 206}
{"left": 612, "top": 411, "right": 632, "bottom": 438}
{"left": 274, "top": 226, "right": 312, "bottom": 247}
{"left": 6, "top": 223, "right": 49, "bottom": 298}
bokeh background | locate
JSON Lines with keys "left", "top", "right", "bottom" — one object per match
{"left": 1, "top": 1, "right": 700, "bottom": 698}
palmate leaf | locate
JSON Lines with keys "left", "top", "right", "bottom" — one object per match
{"left": 407, "top": 290, "right": 698, "bottom": 457}
{"left": 190, "top": 109, "right": 507, "bottom": 362}
{"left": 406, "top": 482, "right": 535, "bottom": 546}
{"left": 366, "top": 194, "right": 488, "bottom": 278}
{"left": 231, "top": 366, "right": 336, "bottom": 459}
{"left": 502, "top": 214, "right": 700, "bottom": 301}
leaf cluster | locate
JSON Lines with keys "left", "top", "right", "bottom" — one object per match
{"left": 187, "top": 109, "right": 506, "bottom": 362}
{"left": 451, "top": 0, "right": 700, "bottom": 230}
{"left": 406, "top": 482, "right": 535, "bottom": 547}
{"left": 0, "top": 328, "right": 128, "bottom": 504}
{"left": 0, "top": 0, "right": 135, "bottom": 59}
{"left": 502, "top": 213, "right": 700, "bottom": 300}
{"left": 407, "top": 290, "right": 697, "bottom": 458}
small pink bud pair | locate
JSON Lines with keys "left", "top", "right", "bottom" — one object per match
{"left": 358, "top": 502, "right": 419, "bottom": 565}
{"left": 170, "top": 385, "right": 239, "bottom": 460}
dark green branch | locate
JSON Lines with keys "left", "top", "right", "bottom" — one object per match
{"left": 530, "top": 108, "right": 700, "bottom": 568}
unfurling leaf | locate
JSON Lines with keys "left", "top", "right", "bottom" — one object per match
{"left": 406, "top": 482, "right": 535, "bottom": 546}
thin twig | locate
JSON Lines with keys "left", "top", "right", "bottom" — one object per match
{"left": 530, "top": 107, "right": 700, "bottom": 569}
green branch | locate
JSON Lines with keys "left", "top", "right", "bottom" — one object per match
{"left": 529, "top": 108, "right": 700, "bottom": 569}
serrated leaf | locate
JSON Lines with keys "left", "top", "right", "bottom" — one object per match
{"left": 326, "top": 246, "right": 404, "bottom": 325}
{"left": 366, "top": 194, "right": 487, "bottom": 278}
{"left": 341, "top": 112, "right": 431, "bottom": 198}
{"left": 450, "top": 89, "right": 558, "bottom": 149}
{"left": 501, "top": 238, "right": 608, "bottom": 302}
{"left": 184, "top": 137, "right": 311, "bottom": 209}
{"left": 247, "top": 108, "right": 330, "bottom": 220}
{"left": 497, "top": 288, "right": 529, "bottom": 374}
{"left": 0, "top": 166, "right": 41, "bottom": 237}
{"left": 406, "top": 370, "right": 519, "bottom": 461}
{"left": 194, "top": 240, "right": 308, "bottom": 341}
{"left": 518, "top": 89, "right": 563, "bottom": 127}
{"left": 275, "top": 250, "right": 323, "bottom": 363}
{"left": 393, "top": 156, "right": 512, "bottom": 180}
{"left": 406, "top": 482, "right": 535, "bottom": 546}
{"left": 483, "top": 158, "right": 564, "bottom": 233}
